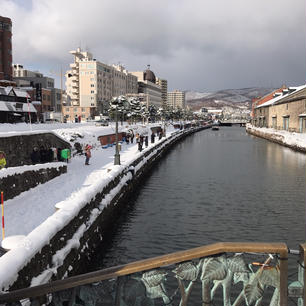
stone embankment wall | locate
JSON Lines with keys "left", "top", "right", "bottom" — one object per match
{"left": 2, "top": 126, "right": 210, "bottom": 292}
{"left": 0, "top": 132, "right": 71, "bottom": 167}
{"left": 246, "top": 125, "right": 306, "bottom": 153}
{"left": 0, "top": 164, "right": 67, "bottom": 201}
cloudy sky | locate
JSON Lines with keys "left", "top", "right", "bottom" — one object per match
{"left": 1, "top": 0, "right": 305, "bottom": 92}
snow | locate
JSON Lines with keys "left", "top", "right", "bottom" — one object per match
{"left": 0, "top": 121, "right": 181, "bottom": 290}
{"left": 246, "top": 124, "right": 306, "bottom": 149}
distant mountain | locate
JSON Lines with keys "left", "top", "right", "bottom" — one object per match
{"left": 186, "top": 87, "right": 276, "bottom": 111}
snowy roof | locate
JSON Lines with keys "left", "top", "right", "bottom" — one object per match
{"left": 14, "top": 89, "right": 29, "bottom": 98}
{"left": 256, "top": 84, "right": 306, "bottom": 109}
{"left": 0, "top": 101, "right": 37, "bottom": 113}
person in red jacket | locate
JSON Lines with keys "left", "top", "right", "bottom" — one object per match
{"left": 84, "top": 144, "right": 92, "bottom": 165}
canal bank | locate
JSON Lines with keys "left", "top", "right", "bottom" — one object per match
{"left": 87, "top": 125, "right": 306, "bottom": 283}
{"left": 0, "top": 125, "right": 209, "bottom": 292}
{"left": 246, "top": 124, "right": 306, "bottom": 153}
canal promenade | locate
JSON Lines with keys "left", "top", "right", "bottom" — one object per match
{"left": 0, "top": 121, "right": 204, "bottom": 291}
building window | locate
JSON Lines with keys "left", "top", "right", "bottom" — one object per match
{"left": 66, "top": 108, "right": 70, "bottom": 112}
{"left": 91, "top": 84, "right": 94, "bottom": 87}
{"left": 81, "top": 108, "right": 85, "bottom": 112}
{"left": 91, "top": 90, "right": 94, "bottom": 94}
{"left": 286, "top": 104, "right": 288, "bottom": 110}
{"left": 74, "top": 108, "right": 77, "bottom": 112}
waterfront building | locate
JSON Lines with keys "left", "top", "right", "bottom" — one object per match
{"left": 253, "top": 84, "right": 306, "bottom": 132}
{"left": 167, "top": 90, "right": 186, "bottom": 109}
{"left": 131, "top": 66, "right": 162, "bottom": 108}
{"left": 251, "top": 86, "right": 286, "bottom": 118}
{"left": 65, "top": 48, "right": 138, "bottom": 122}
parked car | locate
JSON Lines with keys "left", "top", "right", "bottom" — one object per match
{"left": 95, "top": 119, "right": 109, "bottom": 126}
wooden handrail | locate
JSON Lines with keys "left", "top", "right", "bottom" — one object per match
{"left": 0, "top": 242, "right": 288, "bottom": 303}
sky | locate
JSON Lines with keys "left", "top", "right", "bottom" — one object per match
{"left": 1, "top": 0, "right": 305, "bottom": 92}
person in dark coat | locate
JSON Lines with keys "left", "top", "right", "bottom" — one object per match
{"left": 130, "top": 132, "right": 134, "bottom": 144}
{"left": 126, "top": 135, "right": 130, "bottom": 144}
{"left": 145, "top": 136, "right": 148, "bottom": 147}
{"left": 30, "top": 147, "right": 40, "bottom": 164}
{"left": 57, "top": 148, "right": 62, "bottom": 162}
{"left": 158, "top": 130, "right": 162, "bottom": 140}
{"left": 151, "top": 132, "right": 155, "bottom": 144}
{"left": 39, "top": 146, "right": 48, "bottom": 163}
{"left": 138, "top": 135, "right": 143, "bottom": 152}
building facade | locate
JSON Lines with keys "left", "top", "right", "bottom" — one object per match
{"left": 13, "top": 64, "right": 63, "bottom": 121}
{"left": 167, "top": 90, "right": 186, "bottom": 109}
{"left": 156, "top": 77, "right": 167, "bottom": 107}
{"left": 253, "top": 85, "right": 306, "bottom": 132}
{"left": 131, "top": 66, "right": 162, "bottom": 108}
{"left": 0, "top": 16, "right": 12, "bottom": 81}
{"left": 65, "top": 48, "right": 138, "bottom": 121}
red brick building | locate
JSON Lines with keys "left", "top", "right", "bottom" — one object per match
{"left": 0, "top": 16, "right": 12, "bottom": 81}
{"left": 251, "top": 86, "right": 286, "bottom": 118}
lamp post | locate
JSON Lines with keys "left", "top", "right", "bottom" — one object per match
{"left": 114, "top": 107, "right": 120, "bottom": 165}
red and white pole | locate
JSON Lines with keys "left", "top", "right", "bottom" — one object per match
{"left": 1, "top": 191, "right": 4, "bottom": 240}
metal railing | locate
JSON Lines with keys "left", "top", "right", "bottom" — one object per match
{"left": 0, "top": 242, "right": 303, "bottom": 306}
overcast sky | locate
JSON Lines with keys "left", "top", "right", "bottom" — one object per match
{"left": 1, "top": 0, "right": 305, "bottom": 92}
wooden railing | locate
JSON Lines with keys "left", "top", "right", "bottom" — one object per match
{"left": 0, "top": 242, "right": 294, "bottom": 306}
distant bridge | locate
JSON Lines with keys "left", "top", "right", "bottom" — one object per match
{"left": 219, "top": 119, "right": 249, "bottom": 126}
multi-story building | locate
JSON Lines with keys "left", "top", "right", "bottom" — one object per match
{"left": 13, "top": 64, "right": 63, "bottom": 121}
{"left": 65, "top": 48, "right": 138, "bottom": 121}
{"left": 131, "top": 66, "right": 162, "bottom": 108}
{"left": 0, "top": 16, "right": 13, "bottom": 81}
{"left": 167, "top": 90, "right": 186, "bottom": 109}
{"left": 156, "top": 77, "right": 167, "bottom": 107}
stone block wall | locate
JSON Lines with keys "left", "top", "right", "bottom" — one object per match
{"left": 0, "top": 132, "right": 71, "bottom": 167}
{"left": 0, "top": 164, "right": 67, "bottom": 201}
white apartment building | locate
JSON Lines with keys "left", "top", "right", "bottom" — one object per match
{"left": 65, "top": 48, "right": 138, "bottom": 121}
{"left": 167, "top": 90, "right": 186, "bottom": 109}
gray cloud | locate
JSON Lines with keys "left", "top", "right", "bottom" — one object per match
{"left": 1, "top": 0, "right": 305, "bottom": 91}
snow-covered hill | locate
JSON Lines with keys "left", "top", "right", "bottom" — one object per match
{"left": 186, "top": 87, "right": 276, "bottom": 110}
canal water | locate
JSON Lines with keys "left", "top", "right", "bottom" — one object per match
{"left": 90, "top": 126, "right": 306, "bottom": 271}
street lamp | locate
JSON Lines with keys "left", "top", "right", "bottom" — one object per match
{"left": 114, "top": 107, "right": 120, "bottom": 165}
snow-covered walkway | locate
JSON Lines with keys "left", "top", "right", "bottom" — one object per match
{"left": 0, "top": 122, "right": 171, "bottom": 243}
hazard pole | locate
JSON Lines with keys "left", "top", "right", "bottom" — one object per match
{"left": 1, "top": 192, "right": 4, "bottom": 240}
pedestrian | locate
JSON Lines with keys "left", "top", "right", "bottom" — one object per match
{"left": 145, "top": 136, "right": 148, "bottom": 147}
{"left": 30, "top": 147, "right": 40, "bottom": 164}
{"left": 84, "top": 144, "right": 92, "bottom": 165}
{"left": 151, "top": 132, "right": 155, "bottom": 144}
{"left": 158, "top": 130, "right": 162, "bottom": 140}
{"left": 130, "top": 132, "right": 134, "bottom": 143}
{"left": 135, "top": 133, "right": 140, "bottom": 144}
{"left": 0, "top": 151, "right": 6, "bottom": 169}
{"left": 138, "top": 135, "right": 143, "bottom": 152}
{"left": 39, "top": 146, "right": 48, "bottom": 163}
{"left": 126, "top": 135, "right": 130, "bottom": 144}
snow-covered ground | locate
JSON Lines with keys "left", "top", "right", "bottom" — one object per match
{"left": 246, "top": 124, "right": 306, "bottom": 150}
{"left": 0, "top": 121, "right": 172, "bottom": 241}
{"left": 0, "top": 121, "right": 180, "bottom": 290}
